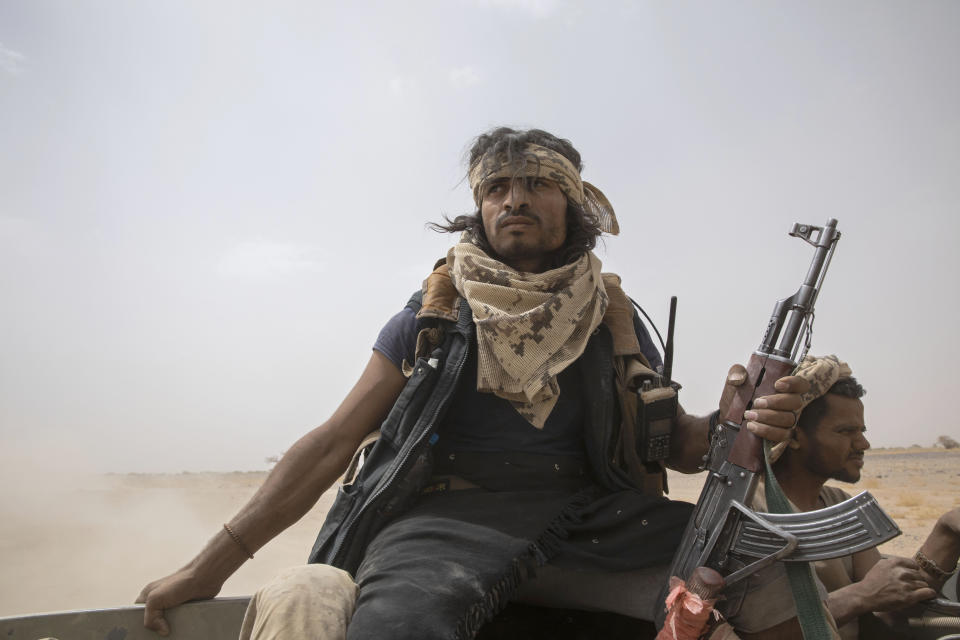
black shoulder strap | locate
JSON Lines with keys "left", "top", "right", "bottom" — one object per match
{"left": 629, "top": 300, "right": 665, "bottom": 372}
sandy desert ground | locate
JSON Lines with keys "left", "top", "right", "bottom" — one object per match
{"left": 0, "top": 449, "right": 957, "bottom": 618}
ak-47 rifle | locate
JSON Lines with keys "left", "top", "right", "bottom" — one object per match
{"left": 661, "top": 219, "right": 900, "bottom": 626}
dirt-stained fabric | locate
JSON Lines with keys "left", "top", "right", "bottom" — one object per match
{"left": 347, "top": 486, "right": 587, "bottom": 640}
{"left": 447, "top": 241, "right": 608, "bottom": 428}
{"left": 239, "top": 564, "right": 358, "bottom": 640}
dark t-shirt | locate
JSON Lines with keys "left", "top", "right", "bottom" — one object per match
{"left": 369, "top": 303, "right": 693, "bottom": 580}
{"left": 372, "top": 306, "right": 419, "bottom": 374}
{"left": 373, "top": 306, "right": 586, "bottom": 458}
{"left": 373, "top": 303, "right": 662, "bottom": 460}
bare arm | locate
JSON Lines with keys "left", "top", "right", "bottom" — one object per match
{"left": 667, "top": 409, "right": 710, "bottom": 473}
{"left": 916, "top": 507, "right": 960, "bottom": 591}
{"left": 826, "top": 554, "right": 936, "bottom": 626}
{"left": 825, "top": 508, "right": 960, "bottom": 627}
{"left": 851, "top": 546, "right": 882, "bottom": 582}
{"left": 136, "top": 351, "right": 407, "bottom": 635}
{"left": 825, "top": 507, "right": 960, "bottom": 627}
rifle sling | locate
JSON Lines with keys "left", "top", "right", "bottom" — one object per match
{"left": 763, "top": 441, "right": 835, "bottom": 640}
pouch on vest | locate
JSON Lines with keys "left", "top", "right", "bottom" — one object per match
{"left": 614, "top": 357, "right": 678, "bottom": 495}
{"left": 638, "top": 379, "right": 678, "bottom": 462}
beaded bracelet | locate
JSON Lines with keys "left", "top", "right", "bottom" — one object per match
{"left": 914, "top": 549, "right": 956, "bottom": 581}
{"left": 224, "top": 523, "right": 254, "bottom": 559}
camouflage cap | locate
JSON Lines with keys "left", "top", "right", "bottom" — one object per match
{"left": 769, "top": 354, "right": 854, "bottom": 463}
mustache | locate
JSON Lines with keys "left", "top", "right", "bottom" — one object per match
{"left": 497, "top": 210, "right": 540, "bottom": 228}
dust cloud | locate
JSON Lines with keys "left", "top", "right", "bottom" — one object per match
{"left": 2, "top": 449, "right": 956, "bottom": 617}
{"left": 0, "top": 464, "right": 334, "bottom": 617}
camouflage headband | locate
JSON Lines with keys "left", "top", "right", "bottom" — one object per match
{"left": 768, "top": 354, "right": 854, "bottom": 463}
{"left": 793, "top": 354, "right": 854, "bottom": 412}
{"left": 468, "top": 143, "right": 620, "bottom": 235}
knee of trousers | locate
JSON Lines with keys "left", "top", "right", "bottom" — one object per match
{"left": 240, "top": 564, "right": 359, "bottom": 640}
{"left": 346, "top": 597, "right": 445, "bottom": 640}
{"left": 346, "top": 585, "right": 471, "bottom": 640}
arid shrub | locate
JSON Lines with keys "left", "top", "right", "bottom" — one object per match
{"left": 936, "top": 435, "right": 959, "bottom": 449}
{"left": 264, "top": 453, "right": 283, "bottom": 467}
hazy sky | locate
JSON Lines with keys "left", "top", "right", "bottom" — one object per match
{"left": 1, "top": 1, "right": 957, "bottom": 473}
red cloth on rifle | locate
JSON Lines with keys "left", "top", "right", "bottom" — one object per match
{"left": 656, "top": 577, "right": 718, "bottom": 640}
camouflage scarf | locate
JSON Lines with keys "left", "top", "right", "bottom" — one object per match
{"left": 769, "top": 354, "right": 854, "bottom": 463}
{"left": 447, "top": 241, "right": 608, "bottom": 428}
{"left": 468, "top": 143, "right": 620, "bottom": 236}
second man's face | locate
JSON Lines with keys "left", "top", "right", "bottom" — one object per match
{"left": 798, "top": 395, "right": 871, "bottom": 483}
{"left": 480, "top": 177, "right": 568, "bottom": 273}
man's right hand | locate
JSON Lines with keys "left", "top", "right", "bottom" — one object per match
{"left": 850, "top": 556, "right": 937, "bottom": 613}
{"left": 133, "top": 351, "right": 409, "bottom": 635}
{"left": 136, "top": 567, "right": 222, "bottom": 636}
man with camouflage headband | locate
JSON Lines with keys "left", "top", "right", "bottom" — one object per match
{"left": 725, "top": 355, "right": 960, "bottom": 640}
{"left": 138, "top": 127, "right": 811, "bottom": 639}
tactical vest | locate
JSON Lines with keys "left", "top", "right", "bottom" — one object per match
{"left": 309, "top": 271, "right": 670, "bottom": 575}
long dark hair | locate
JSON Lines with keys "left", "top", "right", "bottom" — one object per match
{"left": 429, "top": 127, "right": 603, "bottom": 267}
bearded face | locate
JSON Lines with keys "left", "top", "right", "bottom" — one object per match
{"left": 479, "top": 178, "right": 568, "bottom": 273}
{"left": 795, "top": 395, "right": 870, "bottom": 483}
